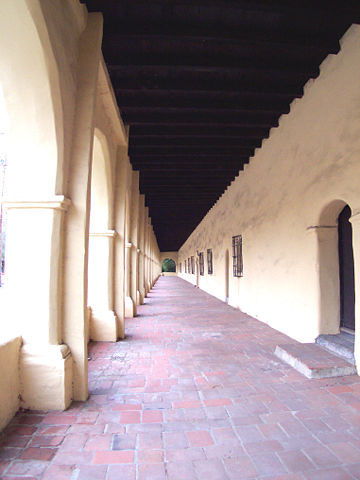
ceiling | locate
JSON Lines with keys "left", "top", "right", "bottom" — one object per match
{"left": 84, "top": 0, "right": 360, "bottom": 252}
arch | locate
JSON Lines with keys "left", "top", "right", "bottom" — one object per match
{"left": 318, "top": 199, "right": 348, "bottom": 226}
{"left": 316, "top": 199, "right": 356, "bottom": 336}
{"left": 89, "top": 129, "right": 111, "bottom": 231}
{"left": 87, "top": 128, "right": 116, "bottom": 340}
{"left": 162, "top": 258, "right": 176, "bottom": 272}
{"left": 0, "top": 0, "right": 64, "bottom": 197}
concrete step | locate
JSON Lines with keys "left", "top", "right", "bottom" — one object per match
{"left": 275, "top": 343, "right": 357, "bottom": 379}
{"left": 316, "top": 332, "right": 355, "bottom": 365}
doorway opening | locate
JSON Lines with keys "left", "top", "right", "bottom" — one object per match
{"left": 316, "top": 201, "right": 356, "bottom": 364}
{"left": 162, "top": 258, "right": 176, "bottom": 272}
{"left": 338, "top": 205, "right": 355, "bottom": 333}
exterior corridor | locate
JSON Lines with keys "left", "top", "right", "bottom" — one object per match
{"left": 1, "top": 276, "right": 360, "bottom": 479}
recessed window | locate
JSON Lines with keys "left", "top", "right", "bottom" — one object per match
{"left": 191, "top": 256, "right": 195, "bottom": 274}
{"left": 199, "top": 252, "right": 204, "bottom": 275}
{"left": 179, "top": 262, "right": 182, "bottom": 273}
{"left": 232, "top": 235, "right": 243, "bottom": 277}
{"left": 207, "top": 248, "right": 213, "bottom": 275}
{"left": 184, "top": 260, "right": 187, "bottom": 273}
{"left": 188, "top": 257, "right": 190, "bottom": 273}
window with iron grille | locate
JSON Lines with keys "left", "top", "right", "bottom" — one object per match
{"left": 199, "top": 252, "right": 204, "bottom": 275}
{"left": 232, "top": 235, "right": 243, "bottom": 277}
{"left": 191, "top": 256, "right": 195, "bottom": 274}
{"left": 207, "top": 248, "right": 213, "bottom": 275}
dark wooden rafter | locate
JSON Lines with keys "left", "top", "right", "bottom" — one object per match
{"left": 84, "top": 0, "right": 360, "bottom": 251}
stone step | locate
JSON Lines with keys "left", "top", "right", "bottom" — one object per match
{"left": 275, "top": 343, "right": 357, "bottom": 379}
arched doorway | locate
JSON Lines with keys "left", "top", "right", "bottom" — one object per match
{"left": 162, "top": 258, "right": 176, "bottom": 272}
{"left": 316, "top": 200, "right": 356, "bottom": 364}
{"left": 338, "top": 205, "right": 355, "bottom": 332}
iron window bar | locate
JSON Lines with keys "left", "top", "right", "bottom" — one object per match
{"left": 232, "top": 235, "right": 243, "bottom": 277}
{"left": 199, "top": 252, "right": 204, "bottom": 276}
{"left": 207, "top": 248, "right": 213, "bottom": 275}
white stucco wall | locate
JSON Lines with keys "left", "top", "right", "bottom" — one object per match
{"left": 179, "top": 25, "right": 360, "bottom": 345}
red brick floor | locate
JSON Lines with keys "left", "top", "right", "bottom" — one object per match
{"left": 1, "top": 276, "right": 360, "bottom": 479}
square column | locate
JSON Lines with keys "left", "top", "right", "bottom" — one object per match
{"left": 88, "top": 230, "right": 118, "bottom": 341}
{"left": 137, "top": 195, "right": 146, "bottom": 305}
{"left": 3, "top": 197, "right": 72, "bottom": 410}
{"left": 350, "top": 212, "right": 360, "bottom": 372}
{"left": 129, "top": 171, "right": 140, "bottom": 314}
{"left": 113, "top": 147, "right": 128, "bottom": 339}
{"left": 124, "top": 241, "right": 135, "bottom": 317}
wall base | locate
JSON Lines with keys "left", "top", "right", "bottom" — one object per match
{"left": 90, "top": 309, "right": 118, "bottom": 341}
{"left": 20, "top": 344, "right": 72, "bottom": 410}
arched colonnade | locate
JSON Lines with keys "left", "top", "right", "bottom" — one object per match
{"left": 0, "top": 0, "right": 161, "bottom": 425}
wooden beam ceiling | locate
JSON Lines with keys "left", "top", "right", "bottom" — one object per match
{"left": 84, "top": 0, "right": 360, "bottom": 251}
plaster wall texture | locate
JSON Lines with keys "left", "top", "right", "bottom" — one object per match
{"left": 0, "top": 337, "right": 21, "bottom": 431}
{"left": 179, "top": 26, "right": 360, "bottom": 347}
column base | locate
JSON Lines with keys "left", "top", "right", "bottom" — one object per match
{"left": 125, "top": 296, "right": 136, "bottom": 317}
{"left": 117, "top": 316, "right": 125, "bottom": 340}
{"left": 137, "top": 289, "right": 145, "bottom": 305}
{"left": 90, "top": 309, "right": 118, "bottom": 342}
{"left": 20, "top": 344, "right": 72, "bottom": 410}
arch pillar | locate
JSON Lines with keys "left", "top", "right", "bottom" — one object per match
{"left": 137, "top": 195, "right": 146, "bottom": 305}
{"left": 144, "top": 207, "right": 150, "bottom": 296}
{"left": 88, "top": 230, "right": 118, "bottom": 341}
{"left": 124, "top": 241, "right": 135, "bottom": 317}
{"left": 3, "top": 196, "right": 72, "bottom": 410}
{"left": 350, "top": 211, "right": 360, "bottom": 371}
{"left": 62, "top": 13, "right": 103, "bottom": 401}
{"left": 129, "top": 171, "right": 139, "bottom": 313}
{"left": 113, "top": 147, "right": 128, "bottom": 339}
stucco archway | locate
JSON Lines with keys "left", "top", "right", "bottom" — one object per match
{"left": 0, "top": 0, "right": 71, "bottom": 410}
{"left": 0, "top": 0, "right": 64, "bottom": 198}
{"left": 88, "top": 129, "right": 118, "bottom": 341}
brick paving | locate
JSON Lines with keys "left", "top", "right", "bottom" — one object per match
{"left": 1, "top": 276, "right": 360, "bottom": 479}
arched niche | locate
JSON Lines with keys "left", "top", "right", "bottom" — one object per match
{"left": 0, "top": 0, "right": 64, "bottom": 197}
